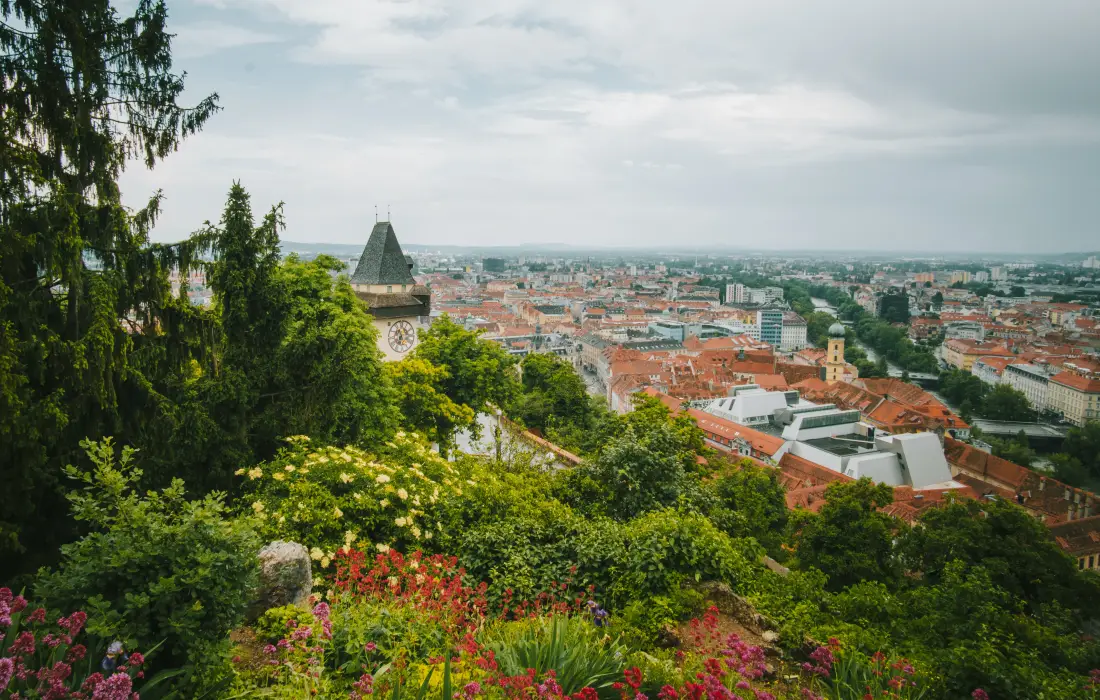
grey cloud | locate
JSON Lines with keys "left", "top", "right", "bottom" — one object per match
{"left": 117, "top": 0, "right": 1100, "bottom": 252}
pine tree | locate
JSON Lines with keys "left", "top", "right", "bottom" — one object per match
{"left": 1, "top": 0, "right": 218, "bottom": 573}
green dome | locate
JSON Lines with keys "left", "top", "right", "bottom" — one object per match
{"left": 828, "top": 322, "right": 846, "bottom": 338}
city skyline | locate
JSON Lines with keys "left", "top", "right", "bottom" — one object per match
{"left": 119, "top": 0, "right": 1100, "bottom": 253}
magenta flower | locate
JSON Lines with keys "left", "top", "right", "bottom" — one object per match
{"left": 365, "top": 641, "right": 378, "bottom": 652}
{"left": 10, "top": 631, "right": 35, "bottom": 655}
{"left": 0, "top": 657, "right": 14, "bottom": 692}
{"left": 91, "top": 672, "right": 133, "bottom": 700}
{"left": 971, "top": 691, "right": 989, "bottom": 700}
{"left": 59, "top": 611, "right": 88, "bottom": 637}
{"left": 351, "top": 672, "right": 375, "bottom": 699}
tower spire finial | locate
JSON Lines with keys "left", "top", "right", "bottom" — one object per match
{"left": 387, "top": 203, "right": 391, "bottom": 221}
{"left": 375, "top": 205, "right": 378, "bottom": 223}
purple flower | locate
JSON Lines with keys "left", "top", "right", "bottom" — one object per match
{"left": 91, "top": 672, "right": 133, "bottom": 700}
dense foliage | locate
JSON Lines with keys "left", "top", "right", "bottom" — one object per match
{"left": 34, "top": 439, "right": 261, "bottom": 686}
{"left": 4, "top": 3, "right": 1100, "bottom": 699}
{"left": 939, "top": 369, "right": 1035, "bottom": 422}
{"left": 0, "top": 0, "right": 220, "bottom": 575}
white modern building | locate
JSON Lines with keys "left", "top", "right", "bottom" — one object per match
{"left": 700, "top": 386, "right": 962, "bottom": 490}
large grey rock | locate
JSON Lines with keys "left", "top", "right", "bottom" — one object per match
{"left": 252, "top": 541, "right": 312, "bottom": 618}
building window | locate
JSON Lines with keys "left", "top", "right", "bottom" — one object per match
{"left": 1081, "top": 558, "right": 1087, "bottom": 570}
{"left": 1091, "top": 555, "right": 1096, "bottom": 569}
{"left": 402, "top": 284, "right": 407, "bottom": 291}
{"left": 387, "top": 285, "right": 393, "bottom": 293}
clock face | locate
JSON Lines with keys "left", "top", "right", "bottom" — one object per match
{"left": 388, "top": 320, "right": 415, "bottom": 353}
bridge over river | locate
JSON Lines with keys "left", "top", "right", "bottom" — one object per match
{"left": 969, "top": 419, "right": 1069, "bottom": 446}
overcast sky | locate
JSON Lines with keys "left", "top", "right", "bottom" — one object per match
{"left": 119, "top": 0, "right": 1100, "bottom": 252}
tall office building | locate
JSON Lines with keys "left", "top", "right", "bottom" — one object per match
{"left": 756, "top": 308, "right": 783, "bottom": 348}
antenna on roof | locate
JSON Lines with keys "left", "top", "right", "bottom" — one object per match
{"left": 387, "top": 204, "right": 391, "bottom": 222}
{"left": 375, "top": 205, "right": 378, "bottom": 223}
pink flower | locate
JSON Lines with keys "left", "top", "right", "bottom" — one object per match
{"left": 290, "top": 625, "right": 313, "bottom": 641}
{"left": 971, "top": 691, "right": 989, "bottom": 700}
{"left": 81, "top": 672, "right": 105, "bottom": 692}
{"left": 27, "top": 608, "right": 47, "bottom": 625}
{"left": 351, "top": 672, "right": 375, "bottom": 699}
{"left": 11, "top": 631, "right": 35, "bottom": 655}
{"left": 91, "top": 672, "right": 133, "bottom": 700}
{"left": 59, "top": 611, "right": 88, "bottom": 637}
{"left": 0, "top": 657, "right": 14, "bottom": 692}
{"left": 126, "top": 652, "right": 145, "bottom": 668}
{"left": 365, "top": 642, "right": 378, "bottom": 652}
{"left": 66, "top": 644, "right": 87, "bottom": 663}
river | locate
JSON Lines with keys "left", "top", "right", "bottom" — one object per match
{"left": 811, "top": 297, "right": 904, "bottom": 378}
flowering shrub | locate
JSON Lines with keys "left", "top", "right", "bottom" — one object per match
{"left": 32, "top": 438, "right": 260, "bottom": 688}
{"left": 238, "top": 433, "right": 495, "bottom": 569}
{"left": 0, "top": 588, "right": 157, "bottom": 699}
{"left": 230, "top": 599, "right": 333, "bottom": 698}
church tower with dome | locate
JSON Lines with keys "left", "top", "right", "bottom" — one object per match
{"left": 349, "top": 221, "right": 431, "bottom": 361}
{"left": 824, "top": 322, "right": 848, "bottom": 384}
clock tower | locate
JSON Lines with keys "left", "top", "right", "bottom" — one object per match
{"left": 824, "top": 322, "right": 849, "bottom": 384}
{"left": 350, "top": 221, "right": 431, "bottom": 361}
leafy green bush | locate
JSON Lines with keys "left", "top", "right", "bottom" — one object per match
{"left": 256, "top": 603, "right": 316, "bottom": 643}
{"left": 454, "top": 499, "right": 626, "bottom": 606}
{"left": 482, "top": 615, "right": 626, "bottom": 698}
{"left": 35, "top": 438, "right": 261, "bottom": 686}
{"left": 615, "top": 588, "right": 703, "bottom": 649}
{"left": 617, "top": 509, "right": 758, "bottom": 601}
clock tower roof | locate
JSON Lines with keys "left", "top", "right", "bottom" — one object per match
{"left": 350, "top": 221, "right": 416, "bottom": 287}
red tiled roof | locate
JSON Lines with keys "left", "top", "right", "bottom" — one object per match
{"left": 1050, "top": 371, "right": 1100, "bottom": 393}
{"left": 1048, "top": 515, "right": 1100, "bottom": 557}
{"left": 777, "top": 452, "right": 851, "bottom": 495}
{"left": 688, "top": 409, "right": 785, "bottom": 456}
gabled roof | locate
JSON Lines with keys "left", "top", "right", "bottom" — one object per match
{"left": 687, "top": 409, "right": 785, "bottom": 456}
{"left": 350, "top": 222, "right": 416, "bottom": 286}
